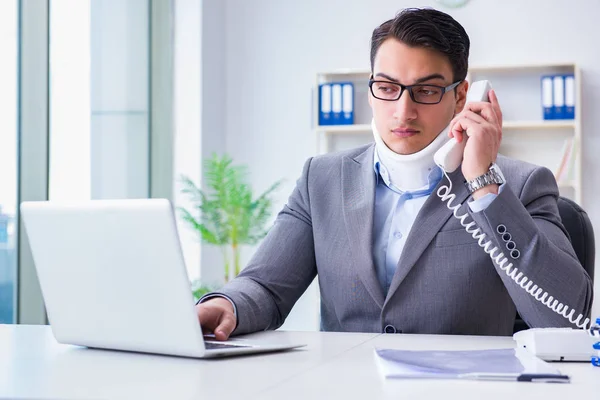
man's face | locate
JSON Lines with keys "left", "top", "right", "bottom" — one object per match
{"left": 369, "top": 38, "right": 468, "bottom": 155}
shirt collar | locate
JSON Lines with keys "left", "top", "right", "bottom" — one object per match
{"left": 374, "top": 151, "right": 443, "bottom": 196}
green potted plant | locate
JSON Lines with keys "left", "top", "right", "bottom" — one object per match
{"left": 179, "top": 154, "right": 282, "bottom": 288}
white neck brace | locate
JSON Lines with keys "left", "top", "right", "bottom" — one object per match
{"left": 371, "top": 119, "right": 449, "bottom": 191}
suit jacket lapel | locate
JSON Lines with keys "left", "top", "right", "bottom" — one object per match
{"left": 342, "top": 144, "right": 385, "bottom": 308}
{"left": 384, "top": 169, "right": 470, "bottom": 305}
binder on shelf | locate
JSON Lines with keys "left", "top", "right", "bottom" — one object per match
{"left": 564, "top": 74, "right": 575, "bottom": 119}
{"left": 319, "top": 81, "right": 354, "bottom": 126}
{"left": 319, "top": 83, "right": 332, "bottom": 126}
{"left": 541, "top": 75, "right": 554, "bottom": 120}
{"left": 342, "top": 83, "right": 354, "bottom": 125}
{"left": 553, "top": 75, "right": 565, "bottom": 120}
{"left": 331, "top": 83, "right": 343, "bottom": 125}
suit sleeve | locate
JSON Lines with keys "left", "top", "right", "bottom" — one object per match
{"left": 202, "top": 157, "right": 318, "bottom": 335}
{"left": 468, "top": 166, "right": 594, "bottom": 328}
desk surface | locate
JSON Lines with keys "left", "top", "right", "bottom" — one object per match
{"left": 1, "top": 325, "right": 598, "bottom": 400}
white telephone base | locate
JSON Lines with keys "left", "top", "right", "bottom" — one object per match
{"left": 513, "top": 328, "right": 597, "bottom": 362}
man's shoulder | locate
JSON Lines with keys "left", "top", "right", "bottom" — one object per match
{"left": 495, "top": 154, "right": 554, "bottom": 187}
{"left": 496, "top": 154, "right": 538, "bottom": 173}
{"left": 310, "top": 143, "right": 374, "bottom": 167}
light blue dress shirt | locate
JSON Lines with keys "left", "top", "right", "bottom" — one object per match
{"left": 372, "top": 153, "right": 503, "bottom": 294}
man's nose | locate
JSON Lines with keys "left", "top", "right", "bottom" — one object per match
{"left": 393, "top": 89, "right": 418, "bottom": 121}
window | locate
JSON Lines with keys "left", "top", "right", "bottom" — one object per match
{"left": 49, "top": 0, "right": 149, "bottom": 201}
{"left": 0, "top": 0, "right": 18, "bottom": 323}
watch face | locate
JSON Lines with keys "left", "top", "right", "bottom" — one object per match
{"left": 435, "top": 0, "right": 470, "bottom": 8}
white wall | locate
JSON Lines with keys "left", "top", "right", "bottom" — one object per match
{"left": 218, "top": 0, "right": 600, "bottom": 326}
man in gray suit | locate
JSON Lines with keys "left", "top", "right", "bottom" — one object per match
{"left": 196, "top": 8, "right": 593, "bottom": 339}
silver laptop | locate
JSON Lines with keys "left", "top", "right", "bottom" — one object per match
{"left": 20, "top": 198, "right": 305, "bottom": 358}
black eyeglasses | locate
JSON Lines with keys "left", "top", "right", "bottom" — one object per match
{"left": 368, "top": 77, "right": 462, "bottom": 104}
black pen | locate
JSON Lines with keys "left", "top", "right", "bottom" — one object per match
{"left": 517, "top": 374, "right": 570, "bottom": 383}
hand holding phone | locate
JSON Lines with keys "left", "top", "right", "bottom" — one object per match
{"left": 433, "top": 80, "right": 493, "bottom": 173}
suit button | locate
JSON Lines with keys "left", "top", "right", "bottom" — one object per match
{"left": 384, "top": 324, "right": 397, "bottom": 334}
{"left": 496, "top": 224, "right": 507, "bottom": 234}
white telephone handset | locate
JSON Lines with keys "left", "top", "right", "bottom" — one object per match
{"left": 434, "top": 80, "right": 493, "bottom": 172}
{"left": 432, "top": 79, "right": 592, "bottom": 334}
{"left": 433, "top": 80, "right": 492, "bottom": 172}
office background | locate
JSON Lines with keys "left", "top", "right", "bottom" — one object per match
{"left": 1, "top": 0, "right": 599, "bottom": 330}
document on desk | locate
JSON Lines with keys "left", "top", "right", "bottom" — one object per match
{"left": 375, "top": 348, "right": 569, "bottom": 383}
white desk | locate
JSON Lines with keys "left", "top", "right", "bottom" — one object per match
{"left": 1, "top": 325, "right": 598, "bottom": 400}
{"left": 260, "top": 331, "right": 600, "bottom": 399}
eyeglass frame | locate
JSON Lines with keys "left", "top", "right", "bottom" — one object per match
{"left": 368, "top": 76, "right": 463, "bottom": 104}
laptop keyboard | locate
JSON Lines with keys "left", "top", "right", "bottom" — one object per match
{"left": 205, "top": 341, "right": 252, "bottom": 350}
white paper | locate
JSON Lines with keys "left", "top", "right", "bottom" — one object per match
{"left": 375, "top": 348, "right": 566, "bottom": 382}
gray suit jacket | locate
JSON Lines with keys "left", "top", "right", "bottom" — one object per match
{"left": 213, "top": 144, "right": 593, "bottom": 336}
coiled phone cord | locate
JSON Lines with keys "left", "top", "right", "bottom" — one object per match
{"left": 436, "top": 171, "right": 591, "bottom": 331}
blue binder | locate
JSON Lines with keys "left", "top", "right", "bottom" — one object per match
{"left": 318, "top": 83, "right": 332, "bottom": 126}
{"left": 541, "top": 75, "right": 554, "bottom": 120}
{"left": 319, "top": 81, "right": 354, "bottom": 126}
{"left": 341, "top": 83, "right": 354, "bottom": 125}
{"left": 564, "top": 74, "right": 575, "bottom": 119}
{"left": 331, "top": 83, "right": 343, "bottom": 124}
{"left": 553, "top": 75, "right": 565, "bottom": 120}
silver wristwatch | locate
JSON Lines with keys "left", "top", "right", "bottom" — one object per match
{"left": 465, "top": 163, "right": 505, "bottom": 194}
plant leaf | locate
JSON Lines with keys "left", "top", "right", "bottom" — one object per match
{"left": 178, "top": 154, "right": 282, "bottom": 276}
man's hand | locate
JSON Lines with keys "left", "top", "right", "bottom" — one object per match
{"left": 196, "top": 297, "right": 236, "bottom": 341}
{"left": 448, "top": 89, "right": 503, "bottom": 191}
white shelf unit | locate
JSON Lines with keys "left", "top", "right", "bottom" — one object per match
{"left": 316, "top": 120, "right": 577, "bottom": 133}
{"left": 314, "top": 63, "right": 582, "bottom": 204}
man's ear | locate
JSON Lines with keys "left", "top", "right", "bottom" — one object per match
{"left": 454, "top": 80, "right": 469, "bottom": 114}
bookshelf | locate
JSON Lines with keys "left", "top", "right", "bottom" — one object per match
{"left": 314, "top": 63, "right": 582, "bottom": 205}
{"left": 316, "top": 120, "right": 577, "bottom": 133}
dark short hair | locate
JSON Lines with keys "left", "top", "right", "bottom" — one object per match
{"left": 370, "top": 8, "right": 470, "bottom": 82}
